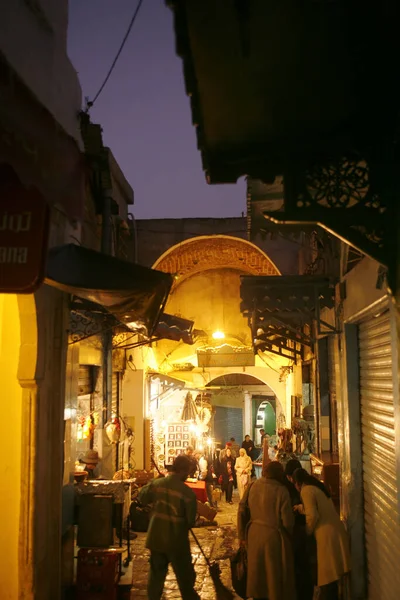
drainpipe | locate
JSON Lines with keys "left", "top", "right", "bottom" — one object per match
{"left": 101, "top": 190, "right": 113, "bottom": 425}
{"left": 313, "top": 321, "right": 322, "bottom": 456}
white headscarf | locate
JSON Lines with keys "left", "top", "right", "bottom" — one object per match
{"left": 236, "top": 448, "right": 252, "bottom": 471}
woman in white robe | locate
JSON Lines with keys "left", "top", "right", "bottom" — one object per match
{"left": 235, "top": 448, "right": 252, "bottom": 499}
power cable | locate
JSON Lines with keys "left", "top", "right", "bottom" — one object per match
{"left": 86, "top": 0, "right": 145, "bottom": 109}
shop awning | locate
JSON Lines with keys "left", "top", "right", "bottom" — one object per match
{"left": 154, "top": 313, "right": 195, "bottom": 344}
{"left": 45, "top": 243, "right": 173, "bottom": 337}
{"left": 148, "top": 372, "right": 187, "bottom": 387}
{"left": 240, "top": 275, "right": 337, "bottom": 359}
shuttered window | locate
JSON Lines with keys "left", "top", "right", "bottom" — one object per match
{"left": 358, "top": 310, "right": 400, "bottom": 599}
{"left": 78, "top": 365, "right": 94, "bottom": 396}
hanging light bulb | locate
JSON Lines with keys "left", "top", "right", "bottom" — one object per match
{"left": 212, "top": 330, "right": 225, "bottom": 340}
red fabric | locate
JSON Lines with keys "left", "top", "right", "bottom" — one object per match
{"left": 185, "top": 481, "right": 207, "bottom": 503}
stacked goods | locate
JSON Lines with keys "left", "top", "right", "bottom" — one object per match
{"left": 76, "top": 549, "right": 119, "bottom": 600}
{"left": 133, "top": 470, "right": 154, "bottom": 486}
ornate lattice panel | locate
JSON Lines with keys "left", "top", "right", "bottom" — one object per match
{"left": 264, "top": 153, "right": 399, "bottom": 291}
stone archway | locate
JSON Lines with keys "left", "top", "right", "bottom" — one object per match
{"left": 152, "top": 234, "right": 280, "bottom": 284}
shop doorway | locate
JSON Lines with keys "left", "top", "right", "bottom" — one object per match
{"left": 254, "top": 397, "right": 276, "bottom": 437}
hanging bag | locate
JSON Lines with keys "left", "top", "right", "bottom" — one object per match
{"left": 230, "top": 546, "right": 247, "bottom": 599}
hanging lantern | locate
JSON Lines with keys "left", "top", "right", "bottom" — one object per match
{"left": 105, "top": 417, "right": 121, "bottom": 444}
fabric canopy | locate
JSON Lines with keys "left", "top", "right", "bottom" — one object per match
{"left": 154, "top": 313, "right": 195, "bottom": 344}
{"left": 45, "top": 244, "right": 173, "bottom": 337}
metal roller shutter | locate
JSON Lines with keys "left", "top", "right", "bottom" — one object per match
{"left": 78, "top": 365, "right": 93, "bottom": 396}
{"left": 358, "top": 310, "right": 400, "bottom": 599}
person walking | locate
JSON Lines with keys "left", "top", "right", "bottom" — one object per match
{"left": 235, "top": 448, "right": 252, "bottom": 499}
{"left": 238, "top": 461, "right": 296, "bottom": 600}
{"left": 184, "top": 446, "right": 198, "bottom": 477}
{"left": 198, "top": 451, "right": 216, "bottom": 507}
{"left": 293, "top": 468, "right": 351, "bottom": 600}
{"left": 284, "top": 459, "right": 315, "bottom": 600}
{"left": 242, "top": 434, "right": 256, "bottom": 477}
{"left": 138, "top": 455, "right": 200, "bottom": 600}
{"left": 220, "top": 441, "right": 237, "bottom": 462}
{"left": 241, "top": 434, "right": 254, "bottom": 457}
{"left": 230, "top": 436, "right": 241, "bottom": 457}
{"left": 220, "top": 447, "right": 236, "bottom": 504}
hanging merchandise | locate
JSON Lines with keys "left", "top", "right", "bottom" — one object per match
{"left": 77, "top": 413, "right": 97, "bottom": 442}
{"left": 105, "top": 417, "right": 121, "bottom": 444}
{"left": 82, "top": 416, "right": 94, "bottom": 441}
{"left": 181, "top": 391, "right": 198, "bottom": 422}
{"left": 195, "top": 406, "right": 211, "bottom": 433}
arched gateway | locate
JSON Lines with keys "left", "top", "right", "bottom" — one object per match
{"left": 152, "top": 234, "right": 280, "bottom": 281}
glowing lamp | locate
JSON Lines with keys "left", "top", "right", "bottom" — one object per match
{"left": 212, "top": 330, "right": 225, "bottom": 340}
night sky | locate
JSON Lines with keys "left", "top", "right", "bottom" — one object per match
{"left": 67, "top": 0, "right": 246, "bottom": 220}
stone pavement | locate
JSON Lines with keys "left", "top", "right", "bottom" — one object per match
{"left": 130, "top": 491, "right": 241, "bottom": 599}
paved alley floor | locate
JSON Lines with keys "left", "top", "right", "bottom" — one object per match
{"left": 130, "top": 492, "right": 241, "bottom": 599}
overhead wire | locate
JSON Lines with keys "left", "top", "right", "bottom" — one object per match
{"left": 87, "top": 0, "right": 145, "bottom": 109}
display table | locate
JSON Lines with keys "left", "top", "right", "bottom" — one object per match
{"left": 185, "top": 480, "right": 207, "bottom": 503}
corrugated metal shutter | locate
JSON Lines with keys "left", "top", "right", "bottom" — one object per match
{"left": 78, "top": 365, "right": 93, "bottom": 396}
{"left": 358, "top": 310, "right": 400, "bottom": 599}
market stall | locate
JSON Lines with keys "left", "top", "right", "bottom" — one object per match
{"left": 149, "top": 387, "right": 214, "bottom": 470}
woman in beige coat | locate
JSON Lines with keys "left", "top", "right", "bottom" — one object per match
{"left": 238, "top": 461, "right": 295, "bottom": 600}
{"left": 235, "top": 448, "right": 252, "bottom": 499}
{"left": 293, "top": 468, "right": 351, "bottom": 600}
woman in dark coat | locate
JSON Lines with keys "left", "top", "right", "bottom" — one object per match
{"left": 238, "top": 461, "right": 295, "bottom": 600}
{"left": 284, "top": 459, "right": 315, "bottom": 600}
{"left": 220, "top": 448, "right": 237, "bottom": 504}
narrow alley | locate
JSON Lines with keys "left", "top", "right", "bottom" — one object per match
{"left": 130, "top": 498, "right": 240, "bottom": 599}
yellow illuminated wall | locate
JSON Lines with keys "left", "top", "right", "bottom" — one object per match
{"left": 0, "top": 294, "right": 22, "bottom": 599}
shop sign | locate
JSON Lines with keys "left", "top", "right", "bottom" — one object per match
{"left": 0, "top": 179, "right": 50, "bottom": 293}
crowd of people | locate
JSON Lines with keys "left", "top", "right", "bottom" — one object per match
{"left": 137, "top": 432, "right": 351, "bottom": 600}
{"left": 238, "top": 460, "right": 351, "bottom": 600}
{"left": 184, "top": 434, "right": 256, "bottom": 506}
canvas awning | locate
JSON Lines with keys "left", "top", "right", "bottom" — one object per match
{"left": 148, "top": 372, "right": 187, "bottom": 387}
{"left": 45, "top": 243, "right": 173, "bottom": 337}
{"left": 154, "top": 313, "right": 195, "bottom": 344}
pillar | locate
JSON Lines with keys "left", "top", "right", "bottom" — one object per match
{"left": 122, "top": 369, "right": 146, "bottom": 469}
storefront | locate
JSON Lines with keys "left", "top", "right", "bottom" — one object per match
{"left": 0, "top": 58, "right": 84, "bottom": 594}
{"left": 149, "top": 380, "right": 214, "bottom": 472}
{"left": 350, "top": 299, "right": 400, "bottom": 599}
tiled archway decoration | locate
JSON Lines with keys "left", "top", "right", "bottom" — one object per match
{"left": 153, "top": 235, "right": 280, "bottom": 285}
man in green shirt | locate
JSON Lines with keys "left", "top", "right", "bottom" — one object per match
{"left": 139, "top": 455, "right": 200, "bottom": 600}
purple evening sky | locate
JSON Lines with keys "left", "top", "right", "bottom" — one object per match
{"left": 67, "top": 0, "right": 246, "bottom": 220}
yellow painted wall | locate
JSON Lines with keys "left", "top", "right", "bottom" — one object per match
{"left": 0, "top": 294, "right": 22, "bottom": 599}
